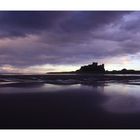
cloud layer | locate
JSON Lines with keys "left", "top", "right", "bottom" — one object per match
{"left": 0, "top": 11, "right": 140, "bottom": 73}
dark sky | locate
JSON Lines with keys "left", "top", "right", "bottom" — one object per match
{"left": 0, "top": 11, "right": 139, "bottom": 73}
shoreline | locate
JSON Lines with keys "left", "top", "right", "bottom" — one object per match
{"left": 1, "top": 73, "right": 140, "bottom": 86}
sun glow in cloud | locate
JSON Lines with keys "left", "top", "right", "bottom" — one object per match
{"left": 105, "top": 54, "right": 140, "bottom": 70}
{"left": 0, "top": 64, "right": 79, "bottom": 74}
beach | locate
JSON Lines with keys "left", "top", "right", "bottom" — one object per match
{"left": 0, "top": 74, "right": 140, "bottom": 128}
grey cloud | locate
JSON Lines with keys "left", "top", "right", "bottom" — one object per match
{"left": 1, "top": 11, "right": 140, "bottom": 71}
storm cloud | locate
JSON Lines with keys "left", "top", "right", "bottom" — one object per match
{"left": 0, "top": 11, "right": 140, "bottom": 73}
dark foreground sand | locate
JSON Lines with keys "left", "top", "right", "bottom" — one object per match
{"left": 0, "top": 74, "right": 140, "bottom": 128}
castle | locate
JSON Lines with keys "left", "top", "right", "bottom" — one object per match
{"left": 76, "top": 62, "right": 105, "bottom": 73}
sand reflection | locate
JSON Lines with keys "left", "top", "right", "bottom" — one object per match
{"left": 102, "top": 83, "right": 140, "bottom": 113}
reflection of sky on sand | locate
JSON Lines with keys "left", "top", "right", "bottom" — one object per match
{"left": 1, "top": 80, "right": 140, "bottom": 114}
{"left": 42, "top": 84, "right": 81, "bottom": 92}
{"left": 102, "top": 83, "right": 140, "bottom": 113}
{"left": 0, "top": 83, "right": 82, "bottom": 94}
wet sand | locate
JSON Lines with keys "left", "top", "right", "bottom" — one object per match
{"left": 0, "top": 74, "right": 140, "bottom": 128}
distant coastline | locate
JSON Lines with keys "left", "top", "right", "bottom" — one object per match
{"left": 47, "top": 62, "right": 140, "bottom": 74}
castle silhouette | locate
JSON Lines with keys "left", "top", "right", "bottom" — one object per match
{"left": 76, "top": 62, "right": 105, "bottom": 73}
